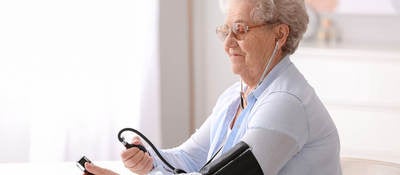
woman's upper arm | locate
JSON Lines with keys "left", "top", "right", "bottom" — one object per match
{"left": 242, "top": 92, "right": 309, "bottom": 174}
{"left": 249, "top": 92, "right": 308, "bottom": 147}
{"left": 241, "top": 128, "right": 298, "bottom": 174}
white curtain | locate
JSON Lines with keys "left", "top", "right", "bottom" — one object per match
{"left": 0, "top": 0, "right": 159, "bottom": 162}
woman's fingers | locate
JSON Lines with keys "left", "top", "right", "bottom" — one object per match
{"left": 138, "top": 154, "right": 154, "bottom": 174}
{"left": 130, "top": 152, "right": 151, "bottom": 171}
{"left": 120, "top": 147, "right": 153, "bottom": 174}
{"left": 84, "top": 162, "right": 119, "bottom": 175}
{"left": 120, "top": 137, "right": 153, "bottom": 174}
{"left": 129, "top": 153, "right": 154, "bottom": 175}
{"left": 143, "top": 156, "right": 154, "bottom": 173}
{"left": 123, "top": 148, "right": 146, "bottom": 168}
{"left": 121, "top": 147, "right": 141, "bottom": 161}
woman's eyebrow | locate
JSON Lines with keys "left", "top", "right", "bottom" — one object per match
{"left": 224, "top": 18, "right": 249, "bottom": 26}
{"left": 233, "top": 19, "right": 247, "bottom": 23}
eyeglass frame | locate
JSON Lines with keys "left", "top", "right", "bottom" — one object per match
{"left": 215, "top": 22, "right": 274, "bottom": 41}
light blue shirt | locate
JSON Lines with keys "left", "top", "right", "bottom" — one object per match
{"left": 150, "top": 56, "right": 342, "bottom": 175}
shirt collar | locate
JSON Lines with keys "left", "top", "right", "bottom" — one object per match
{"left": 251, "top": 55, "right": 292, "bottom": 99}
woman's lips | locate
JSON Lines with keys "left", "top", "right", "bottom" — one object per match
{"left": 229, "top": 54, "right": 244, "bottom": 62}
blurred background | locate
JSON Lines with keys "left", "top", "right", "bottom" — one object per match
{"left": 0, "top": 0, "right": 399, "bottom": 166}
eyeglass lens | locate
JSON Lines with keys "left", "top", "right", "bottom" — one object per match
{"left": 216, "top": 23, "right": 249, "bottom": 41}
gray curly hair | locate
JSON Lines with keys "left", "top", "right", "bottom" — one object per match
{"left": 249, "top": 0, "right": 309, "bottom": 55}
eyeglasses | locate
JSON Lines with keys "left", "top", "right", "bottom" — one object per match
{"left": 216, "top": 22, "right": 270, "bottom": 41}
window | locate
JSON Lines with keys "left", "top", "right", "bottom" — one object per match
{"left": 0, "top": 0, "right": 158, "bottom": 162}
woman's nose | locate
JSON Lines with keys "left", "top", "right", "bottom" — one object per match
{"left": 224, "top": 32, "right": 238, "bottom": 48}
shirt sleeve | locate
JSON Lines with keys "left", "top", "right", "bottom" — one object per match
{"left": 241, "top": 92, "right": 309, "bottom": 174}
{"left": 148, "top": 82, "right": 241, "bottom": 173}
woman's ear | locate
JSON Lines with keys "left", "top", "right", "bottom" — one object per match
{"left": 274, "top": 23, "right": 289, "bottom": 48}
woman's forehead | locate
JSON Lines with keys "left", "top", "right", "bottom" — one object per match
{"left": 225, "top": 1, "right": 254, "bottom": 24}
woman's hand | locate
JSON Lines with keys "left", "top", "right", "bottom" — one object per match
{"left": 83, "top": 162, "right": 119, "bottom": 175}
{"left": 120, "top": 137, "right": 154, "bottom": 175}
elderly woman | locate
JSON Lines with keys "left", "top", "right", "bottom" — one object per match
{"left": 84, "top": 0, "right": 341, "bottom": 174}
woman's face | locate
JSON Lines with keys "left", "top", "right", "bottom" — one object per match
{"left": 224, "top": 1, "right": 277, "bottom": 84}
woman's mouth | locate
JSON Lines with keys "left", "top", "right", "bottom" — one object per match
{"left": 229, "top": 54, "right": 244, "bottom": 63}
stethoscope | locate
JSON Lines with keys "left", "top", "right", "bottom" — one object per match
{"left": 240, "top": 41, "right": 279, "bottom": 109}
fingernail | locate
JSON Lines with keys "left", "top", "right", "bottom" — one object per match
{"left": 85, "top": 162, "right": 92, "bottom": 168}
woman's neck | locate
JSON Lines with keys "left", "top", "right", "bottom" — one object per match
{"left": 241, "top": 71, "right": 267, "bottom": 93}
{"left": 241, "top": 54, "right": 284, "bottom": 93}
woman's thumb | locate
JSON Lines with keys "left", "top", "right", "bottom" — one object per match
{"left": 132, "top": 136, "right": 143, "bottom": 145}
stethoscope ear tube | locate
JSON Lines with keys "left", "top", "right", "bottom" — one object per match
{"left": 117, "top": 128, "right": 187, "bottom": 174}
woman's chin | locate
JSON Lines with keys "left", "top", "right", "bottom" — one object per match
{"left": 231, "top": 65, "right": 243, "bottom": 75}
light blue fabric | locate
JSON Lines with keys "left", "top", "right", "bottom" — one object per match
{"left": 150, "top": 56, "right": 342, "bottom": 175}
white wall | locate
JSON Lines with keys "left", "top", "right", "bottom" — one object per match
{"left": 292, "top": 46, "right": 400, "bottom": 163}
{"left": 193, "top": 0, "right": 236, "bottom": 127}
{"left": 158, "top": 0, "right": 191, "bottom": 148}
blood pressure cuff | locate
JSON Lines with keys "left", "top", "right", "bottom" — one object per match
{"left": 199, "top": 141, "right": 263, "bottom": 175}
